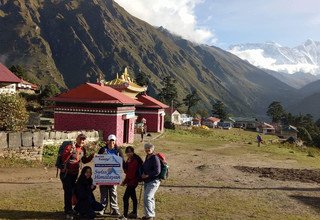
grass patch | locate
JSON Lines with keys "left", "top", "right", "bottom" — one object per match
{"left": 155, "top": 190, "right": 317, "bottom": 220}
{"left": 0, "top": 157, "right": 43, "bottom": 168}
{"left": 42, "top": 145, "right": 59, "bottom": 167}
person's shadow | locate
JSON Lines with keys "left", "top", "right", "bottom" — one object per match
{"left": 290, "top": 195, "right": 320, "bottom": 213}
{"left": 0, "top": 210, "right": 119, "bottom": 219}
{"left": 0, "top": 210, "right": 62, "bottom": 219}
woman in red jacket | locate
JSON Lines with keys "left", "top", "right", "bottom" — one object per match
{"left": 120, "top": 146, "right": 143, "bottom": 220}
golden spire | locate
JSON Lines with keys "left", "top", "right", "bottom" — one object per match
{"left": 120, "top": 67, "right": 132, "bottom": 82}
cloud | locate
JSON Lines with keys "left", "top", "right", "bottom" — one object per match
{"left": 229, "top": 47, "right": 319, "bottom": 74}
{"left": 114, "top": 0, "right": 216, "bottom": 44}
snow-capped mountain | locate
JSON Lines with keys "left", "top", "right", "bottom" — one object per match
{"left": 229, "top": 39, "right": 320, "bottom": 75}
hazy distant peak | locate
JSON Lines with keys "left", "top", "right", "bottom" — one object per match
{"left": 229, "top": 40, "right": 320, "bottom": 75}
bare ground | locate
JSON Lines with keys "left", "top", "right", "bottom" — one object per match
{"left": 1, "top": 132, "right": 320, "bottom": 219}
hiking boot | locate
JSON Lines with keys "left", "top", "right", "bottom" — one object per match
{"left": 65, "top": 214, "right": 74, "bottom": 220}
{"left": 110, "top": 209, "right": 121, "bottom": 217}
{"left": 65, "top": 210, "right": 75, "bottom": 219}
{"left": 128, "top": 212, "right": 138, "bottom": 219}
{"left": 118, "top": 215, "right": 128, "bottom": 220}
{"left": 97, "top": 210, "right": 105, "bottom": 216}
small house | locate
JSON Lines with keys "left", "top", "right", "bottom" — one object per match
{"left": 257, "top": 122, "right": 275, "bottom": 134}
{"left": 218, "top": 121, "right": 233, "bottom": 130}
{"left": 0, "top": 63, "right": 21, "bottom": 94}
{"left": 202, "top": 117, "right": 220, "bottom": 128}
{"left": 180, "top": 114, "right": 193, "bottom": 125}
{"left": 192, "top": 118, "right": 201, "bottom": 126}
{"left": 281, "top": 125, "right": 298, "bottom": 139}
{"left": 229, "top": 117, "right": 258, "bottom": 129}
{"left": 165, "top": 108, "right": 181, "bottom": 125}
{"left": 16, "top": 79, "right": 38, "bottom": 94}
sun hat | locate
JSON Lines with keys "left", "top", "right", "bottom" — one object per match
{"left": 108, "top": 134, "right": 117, "bottom": 141}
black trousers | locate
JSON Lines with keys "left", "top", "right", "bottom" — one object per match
{"left": 123, "top": 185, "right": 138, "bottom": 217}
{"left": 60, "top": 172, "right": 78, "bottom": 213}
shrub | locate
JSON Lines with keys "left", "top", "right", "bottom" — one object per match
{"left": 298, "top": 127, "right": 313, "bottom": 145}
{"left": 0, "top": 94, "right": 29, "bottom": 131}
{"left": 164, "top": 121, "right": 175, "bottom": 130}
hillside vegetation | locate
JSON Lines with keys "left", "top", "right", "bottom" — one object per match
{"left": 0, "top": 0, "right": 297, "bottom": 116}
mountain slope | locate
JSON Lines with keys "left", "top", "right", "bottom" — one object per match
{"left": 0, "top": 0, "right": 297, "bottom": 116}
{"left": 289, "top": 92, "right": 320, "bottom": 120}
{"left": 263, "top": 69, "right": 320, "bottom": 89}
{"left": 288, "top": 79, "right": 320, "bottom": 119}
{"left": 0, "top": 0, "right": 66, "bottom": 86}
{"left": 299, "top": 79, "right": 320, "bottom": 97}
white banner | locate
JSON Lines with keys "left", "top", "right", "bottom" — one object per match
{"left": 93, "top": 154, "right": 123, "bottom": 185}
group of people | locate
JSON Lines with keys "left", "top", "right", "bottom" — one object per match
{"left": 59, "top": 133, "right": 162, "bottom": 220}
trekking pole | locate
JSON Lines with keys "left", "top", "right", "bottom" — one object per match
{"left": 56, "top": 168, "right": 58, "bottom": 178}
{"left": 138, "top": 182, "right": 144, "bottom": 206}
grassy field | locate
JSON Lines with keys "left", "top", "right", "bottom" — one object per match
{"left": 1, "top": 128, "right": 320, "bottom": 219}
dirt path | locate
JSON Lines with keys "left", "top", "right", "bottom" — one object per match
{"left": 1, "top": 142, "right": 320, "bottom": 219}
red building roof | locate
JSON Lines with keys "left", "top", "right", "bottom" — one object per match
{"left": 137, "top": 94, "right": 169, "bottom": 109}
{"left": 50, "top": 83, "right": 142, "bottom": 105}
{"left": 0, "top": 63, "right": 22, "bottom": 83}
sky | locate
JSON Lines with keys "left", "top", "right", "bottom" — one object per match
{"left": 114, "top": 0, "right": 320, "bottom": 49}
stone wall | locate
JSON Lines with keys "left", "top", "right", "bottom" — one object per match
{"left": 0, "top": 130, "right": 100, "bottom": 161}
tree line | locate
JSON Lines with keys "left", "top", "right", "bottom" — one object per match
{"left": 267, "top": 101, "right": 320, "bottom": 147}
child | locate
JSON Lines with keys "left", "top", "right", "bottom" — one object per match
{"left": 119, "top": 146, "right": 143, "bottom": 220}
{"left": 74, "top": 166, "right": 103, "bottom": 219}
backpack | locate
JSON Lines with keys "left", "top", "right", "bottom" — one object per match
{"left": 132, "top": 154, "right": 144, "bottom": 182}
{"left": 55, "top": 141, "right": 74, "bottom": 177}
{"left": 156, "top": 153, "right": 169, "bottom": 180}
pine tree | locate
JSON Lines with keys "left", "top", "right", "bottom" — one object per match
{"left": 135, "top": 70, "right": 150, "bottom": 86}
{"left": 158, "top": 76, "right": 179, "bottom": 107}
{"left": 267, "top": 101, "right": 285, "bottom": 123}
{"left": 183, "top": 90, "right": 201, "bottom": 115}
{"left": 212, "top": 100, "right": 228, "bottom": 120}
{"left": 40, "top": 84, "right": 60, "bottom": 105}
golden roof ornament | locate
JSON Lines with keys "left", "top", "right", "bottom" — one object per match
{"left": 104, "top": 67, "right": 147, "bottom": 98}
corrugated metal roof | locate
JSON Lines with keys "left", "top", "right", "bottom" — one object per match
{"left": 50, "top": 83, "right": 142, "bottom": 105}
{"left": 0, "top": 63, "right": 22, "bottom": 83}
{"left": 137, "top": 94, "right": 169, "bottom": 109}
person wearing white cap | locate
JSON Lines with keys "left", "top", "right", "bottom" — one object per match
{"left": 97, "top": 134, "right": 124, "bottom": 217}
